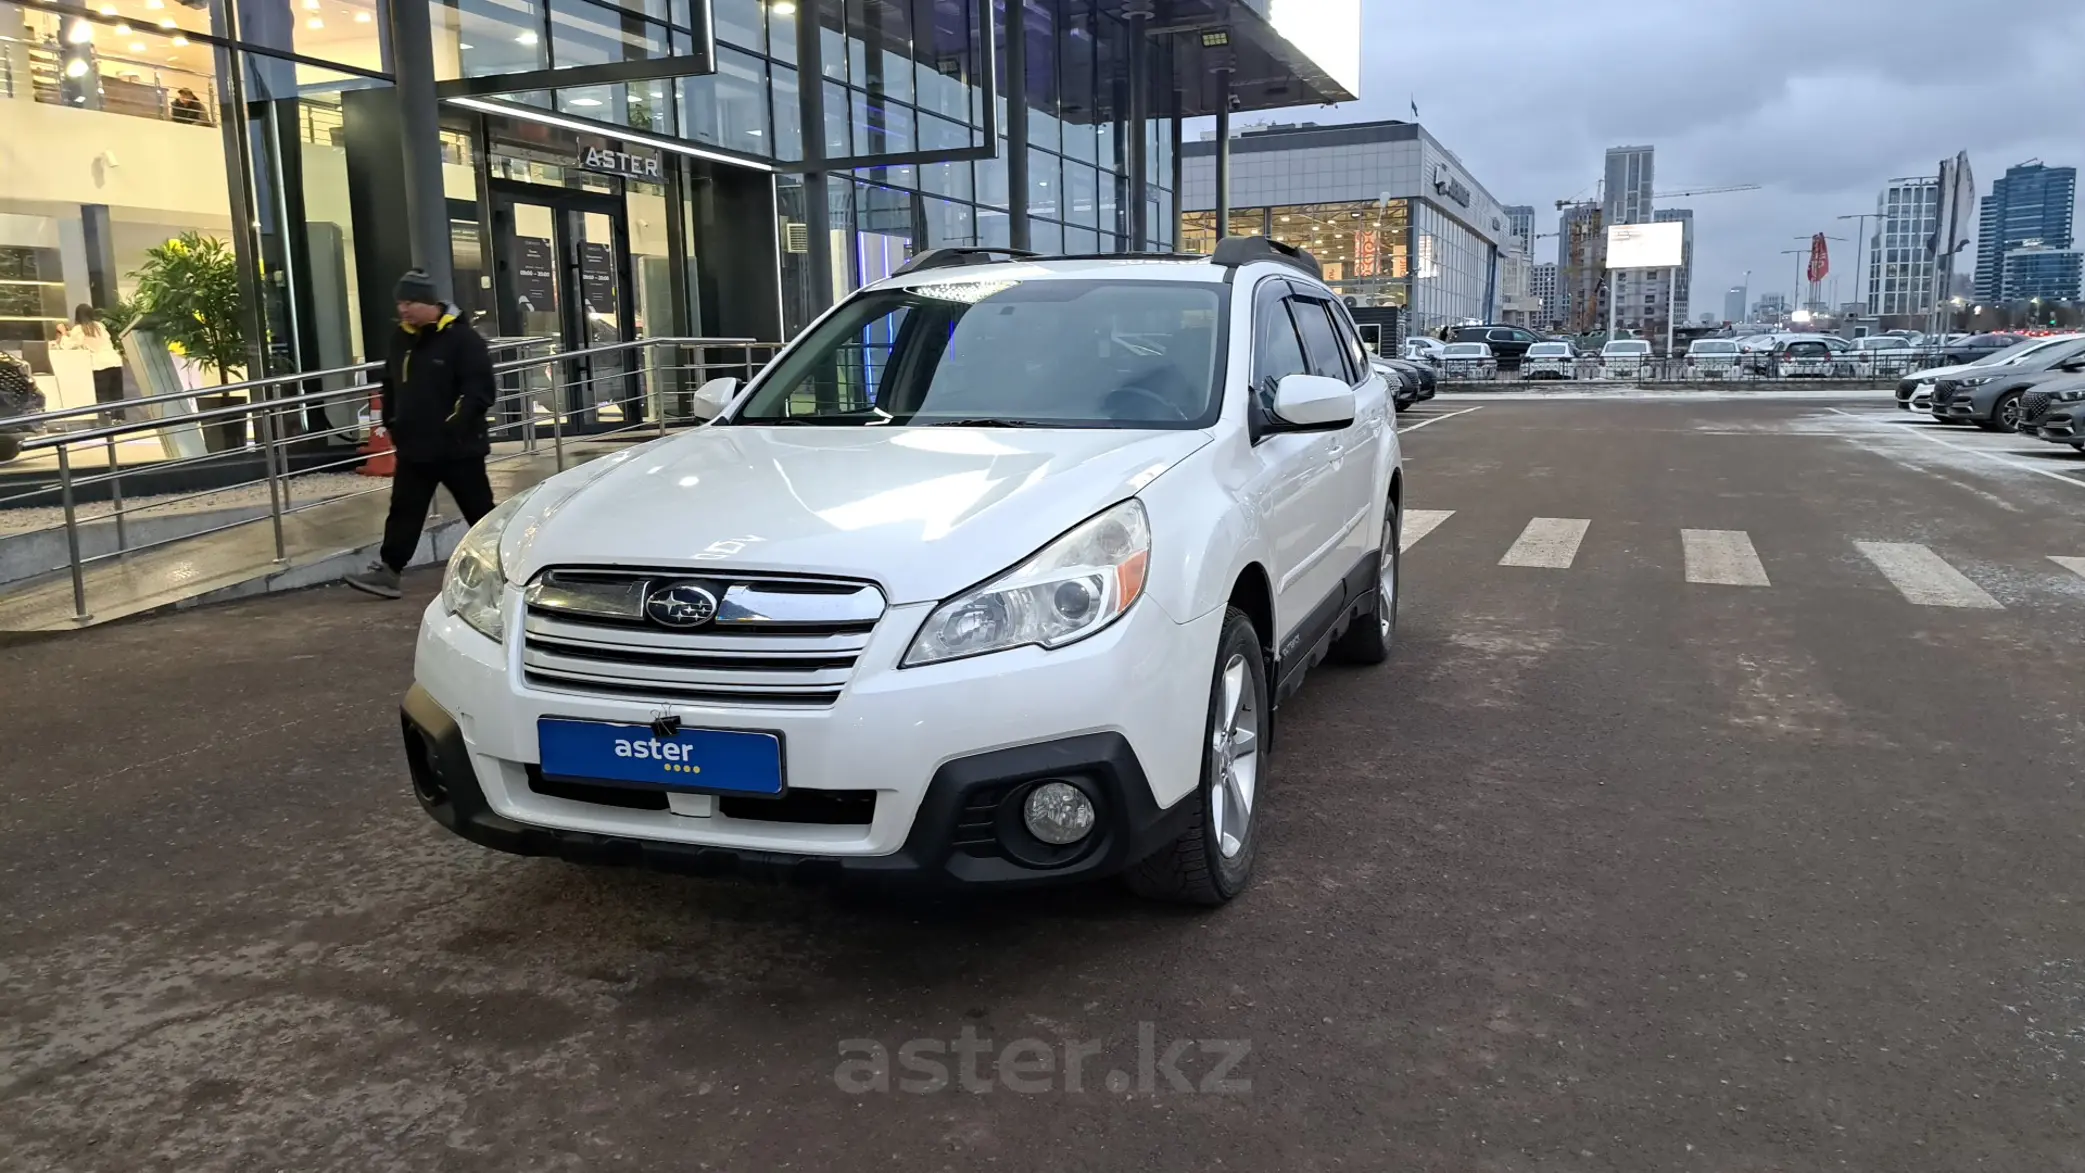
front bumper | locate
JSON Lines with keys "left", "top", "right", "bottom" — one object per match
{"left": 401, "top": 591, "right": 1219, "bottom": 888}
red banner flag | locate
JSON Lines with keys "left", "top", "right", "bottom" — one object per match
{"left": 1807, "top": 233, "right": 1831, "bottom": 284}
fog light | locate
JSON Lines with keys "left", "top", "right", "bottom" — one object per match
{"left": 1022, "top": 781, "right": 1095, "bottom": 846}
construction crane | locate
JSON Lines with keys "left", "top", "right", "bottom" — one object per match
{"left": 1654, "top": 183, "right": 1762, "bottom": 199}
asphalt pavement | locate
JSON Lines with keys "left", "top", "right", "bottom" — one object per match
{"left": 4, "top": 396, "right": 2084, "bottom": 1171}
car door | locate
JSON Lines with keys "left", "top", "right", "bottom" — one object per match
{"left": 1322, "top": 295, "right": 1393, "bottom": 562}
{"left": 1286, "top": 290, "right": 1378, "bottom": 617}
{"left": 1246, "top": 279, "right": 1346, "bottom": 647}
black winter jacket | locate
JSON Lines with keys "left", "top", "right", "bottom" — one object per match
{"left": 380, "top": 307, "right": 496, "bottom": 461}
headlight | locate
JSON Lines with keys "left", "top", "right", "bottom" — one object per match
{"left": 1958, "top": 375, "right": 1995, "bottom": 387}
{"left": 902, "top": 499, "right": 1151, "bottom": 667}
{"left": 442, "top": 488, "right": 538, "bottom": 642}
{"left": 2056, "top": 389, "right": 2085, "bottom": 403}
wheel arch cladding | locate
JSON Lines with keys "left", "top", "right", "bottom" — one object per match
{"left": 1228, "top": 564, "right": 1275, "bottom": 656}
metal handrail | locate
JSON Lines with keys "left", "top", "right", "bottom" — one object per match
{"left": 0, "top": 335, "right": 557, "bottom": 434}
{"left": 3, "top": 336, "right": 783, "bottom": 625}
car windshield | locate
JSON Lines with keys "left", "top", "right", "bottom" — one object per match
{"left": 1605, "top": 342, "right": 1651, "bottom": 356}
{"left": 730, "top": 279, "right": 1225, "bottom": 428}
{"left": 1985, "top": 336, "right": 2073, "bottom": 366}
{"left": 1691, "top": 342, "right": 1737, "bottom": 354}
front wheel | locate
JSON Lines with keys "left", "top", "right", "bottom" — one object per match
{"left": 1125, "top": 607, "right": 1267, "bottom": 906}
{"left": 1981, "top": 391, "right": 2023, "bottom": 433}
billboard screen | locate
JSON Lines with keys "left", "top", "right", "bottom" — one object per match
{"left": 1606, "top": 222, "right": 1686, "bottom": 270}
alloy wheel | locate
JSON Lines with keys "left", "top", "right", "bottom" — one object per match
{"left": 1378, "top": 513, "right": 1398, "bottom": 640}
{"left": 1208, "top": 654, "right": 1261, "bottom": 860}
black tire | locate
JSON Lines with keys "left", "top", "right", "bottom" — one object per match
{"left": 1330, "top": 503, "right": 1398, "bottom": 666}
{"left": 1980, "top": 391, "right": 2023, "bottom": 433}
{"left": 1125, "top": 607, "right": 1266, "bottom": 906}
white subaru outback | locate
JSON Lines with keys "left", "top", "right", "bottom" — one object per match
{"left": 400, "top": 238, "right": 1404, "bottom": 904}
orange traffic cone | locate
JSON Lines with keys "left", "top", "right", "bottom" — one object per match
{"left": 357, "top": 391, "right": 395, "bottom": 477}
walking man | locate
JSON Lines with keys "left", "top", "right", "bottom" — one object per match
{"left": 345, "top": 270, "right": 497, "bottom": 599}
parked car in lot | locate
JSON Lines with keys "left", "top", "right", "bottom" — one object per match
{"left": 1448, "top": 324, "right": 1547, "bottom": 371}
{"left": 398, "top": 238, "right": 1404, "bottom": 907}
{"left": 2015, "top": 372, "right": 2085, "bottom": 440}
{"left": 1901, "top": 333, "right": 2085, "bottom": 413}
{"left": 1440, "top": 341, "right": 1498, "bottom": 379}
{"left": 1403, "top": 337, "right": 1447, "bottom": 365}
{"left": 1929, "top": 334, "right": 2085, "bottom": 430}
{"left": 1851, "top": 335, "right": 1919, "bottom": 377}
{"left": 1522, "top": 341, "right": 1579, "bottom": 380}
{"left": 1774, "top": 338, "right": 1853, "bottom": 379}
{"left": 1685, "top": 338, "right": 1742, "bottom": 378}
{"left": 1600, "top": 338, "right": 1652, "bottom": 376}
{"left": 1937, "top": 332, "right": 2027, "bottom": 366}
{"left": 1372, "top": 356, "right": 1436, "bottom": 410}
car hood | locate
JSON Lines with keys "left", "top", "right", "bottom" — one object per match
{"left": 499, "top": 426, "right": 1212, "bottom": 604}
{"left": 1908, "top": 362, "right": 1989, "bottom": 381}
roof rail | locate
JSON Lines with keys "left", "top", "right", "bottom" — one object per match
{"left": 1210, "top": 235, "right": 1322, "bottom": 280}
{"left": 892, "top": 247, "right": 1039, "bottom": 277}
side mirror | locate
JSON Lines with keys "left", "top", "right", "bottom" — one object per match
{"left": 1269, "top": 373, "right": 1355, "bottom": 430}
{"left": 2062, "top": 358, "right": 2085, "bottom": 373}
{"left": 691, "top": 376, "right": 739, "bottom": 421}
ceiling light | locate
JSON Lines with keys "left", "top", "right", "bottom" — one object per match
{"left": 67, "top": 18, "right": 94, "bottom": 43}
{"left": 130, "top": 40, "right": 145, "bottom": 50}
{"left": 354, "top": 11, "right": 370, "bottom": 21}
{"left": 303, "top": 0, "right": 319, "bottom": 8}
{"left": 307, "top": 16, "right": 323, "bottom": 28}
{"left": 171, "top": 33, "right": 187, "bottom": 43}
{"left": 460, "top": 42, "right": 474, "bottom": 48}
{"left": 65, "top": 57, "right": 90, "bottom": 76}
{"left": 114, "top": 22, "right": 131, "bottom": 34}
{"left": 98, "top": 4, "right": 117, "bottom": 13}
{"left": 145, "top": 0, "right": 163, "bottom": 8}
{"left": 1200, "top": 28, "right": 1229, "bottom": 48}
{"left": 567, "top": 96, "right": 602, "bottom": 107}
{"left": 772, "top": 0, "right": 797, "bottom": 13}
{"left": 516, "top": 30, "right": 538, "bottom": 44}
{"left": 159, "top": 17, "right": 176, "bottom": 27}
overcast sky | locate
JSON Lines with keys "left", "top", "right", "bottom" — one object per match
{"left": 1321, "top": 0, "right": 2085, "bottom": 312}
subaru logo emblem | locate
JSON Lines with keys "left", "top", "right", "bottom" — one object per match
{"left": 645, "top": 582, "right": 719, "bottom": 628}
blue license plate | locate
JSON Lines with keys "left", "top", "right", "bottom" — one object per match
{"left": 537, "top": 719, "right": 784, "bottom": 795}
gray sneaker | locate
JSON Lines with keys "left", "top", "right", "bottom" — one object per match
{"left": 344, "top": 561, "right": 402, "bottom": 599}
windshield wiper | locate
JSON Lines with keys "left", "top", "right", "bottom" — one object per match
{"left": 918, "top": 417, "right": 1055, "bottom": 428}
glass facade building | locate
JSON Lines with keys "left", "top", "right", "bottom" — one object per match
{"left": 1179, "top": 119, "right": 1507, "bottom": 336}
{"left": 1869, "top": 177, "right": 1940, "bottom": 318}
{"left": 2, "top": 0, "right": 1356, "bottom": 433}
{"left": 1976, "top": 162, "right": 2078, "bottom": 305}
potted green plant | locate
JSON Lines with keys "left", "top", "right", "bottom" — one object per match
{"left": 130, "top": 232, "right": 250, "bottom": 452}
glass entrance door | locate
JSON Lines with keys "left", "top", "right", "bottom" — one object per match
{"left": 491, "top": 186, "right": 638, "bottom": 433}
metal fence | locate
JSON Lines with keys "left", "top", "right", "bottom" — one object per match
{"left": 0, "top": 336, "right": 781, "bottom": 621}
{"left": 1424, "top": 347, "right": 1962, "bottom": 386}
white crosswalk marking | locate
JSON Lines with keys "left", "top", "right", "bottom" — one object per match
{"left": 1400, "top": 510, "right": 1455, "bottom": 552}
{"left": 1855, "top": 542, "right": 2002, "bottom": 609}
{"left": 1500, "top": 518, "right": 1591, "bottom": 569}
{"left": 1682, "top": 529, "right": 1771, "bottom": 587}
{"left": 2051, "top": 556, "right": 2085, "bottom": 581}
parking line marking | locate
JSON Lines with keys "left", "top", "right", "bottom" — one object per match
{"left": 1500, "top": 518, "right": 1590, "bottom": 569}
{"left": 1400, "top": 510, "right": 1455, "bottom": 552}
{"left": 1825, "top": 407, "right": 2085, "bottom": 491}
{"left": 1682, "top": 529, "right": 1771, "bottom": 587}
{"left": 2051, "top": 556, "right": 2085, "bottom": 581}
{"left": 1397, "top": 406, "right": 1483, "bottom": 433}
{"left": 1855, "top": 542, "right": 2003, "bottom": 609}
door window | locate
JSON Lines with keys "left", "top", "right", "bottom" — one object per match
{"left": 1291, "top": 298, "right": 1352, "bottom": 383}
{"left": 1254, "top": 285, "right": 1311, "bottom": 390}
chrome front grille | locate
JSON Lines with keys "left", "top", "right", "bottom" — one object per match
{"left": 2021, "top": 391, "right": 2057, "bottom": 425}
{"left": 521, "top": 570, "right": 885, "bottom": 708}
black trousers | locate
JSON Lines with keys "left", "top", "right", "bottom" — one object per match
{"left": 380, "top": 456, "right": 495, "bottom": 572}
